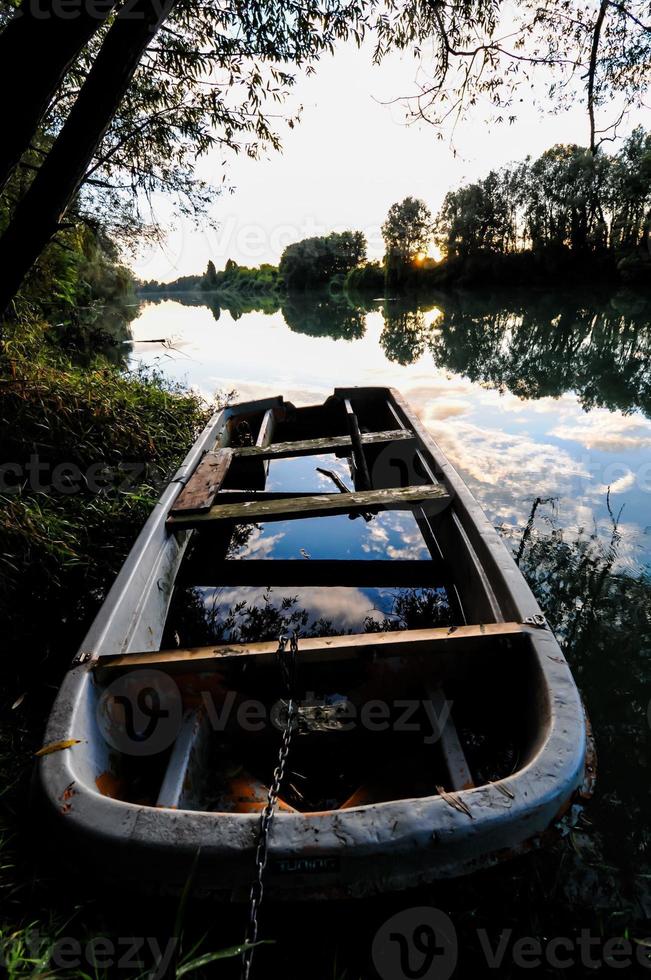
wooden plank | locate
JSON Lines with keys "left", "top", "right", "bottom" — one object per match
{"left": 167, "top": 484, "right": 449, "bottom": 529}
{"left": 170, "top": 449, "right": 233, "bottom": 514}
{"left": 344, "top": 399, "right": 371, "bottom": 490}
{"left": 256, "top": 408, "right": 275, "bottom": 448}
{"left": 211, "top": 490, "right": 334, "bottom": 503}
{"left": 229, "top": 428, "right": 414, "bottom": 461}
{"left": 179, "top": 558, "right": 453, "bottom": 588}
{"left": 94, "top": 621, "right": 528, "bottom": 679}
{"left": 428, "top": 686, "right": 474, "bottom": 791}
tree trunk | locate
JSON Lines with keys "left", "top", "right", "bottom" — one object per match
{"left": 0, "top": 0, "right": 176, "bottom": 316}
{"left": 0, "top": 0, "right": 117, "bottom": 195}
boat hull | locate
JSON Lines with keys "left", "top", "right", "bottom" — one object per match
{"left": 37, "top": 388, "right": 595, "bottom": 899}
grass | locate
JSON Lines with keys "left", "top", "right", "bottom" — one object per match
{"left": 0, "top": 320, "right": 214, "bottom": 610}
{"left": 0, "top": 314, "right": 235, "bottom": 977}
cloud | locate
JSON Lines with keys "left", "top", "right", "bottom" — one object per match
{"left": 234, "top": 527, "right": 286, "bottom": 559}
{"left": 551, "top": 412, "right": 651, "bottom": 452}
{"left": 420, "top": 399, "right": 471, "bottom": 421}
{"left": 597, "top": 469, "right": 636, "bottom": 494}
{"left": 205, "top": 585, "right": 380, "bottom": 631}
{"left": 433, "top": 420, "right": 588, "bottom": 496}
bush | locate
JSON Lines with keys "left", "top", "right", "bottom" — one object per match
{"left": 345, "top": 261, "right": 384, "bottom": 295}
{"left": 0, "top": 327, "right": 215, "bottom": 636}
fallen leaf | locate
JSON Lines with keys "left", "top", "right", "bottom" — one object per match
{"left": 35, "top": 739, "right": 81, "bottom": 757}
{"left": 11, "top": 693, "right": 26, "bottom": 710}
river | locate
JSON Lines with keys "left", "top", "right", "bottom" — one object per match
{"left": 130, "top": 288, "right": 651, "bottom": 576}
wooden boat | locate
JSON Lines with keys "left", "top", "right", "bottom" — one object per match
{"left": 37, "top": 387, "right": 594, "bottom": 899}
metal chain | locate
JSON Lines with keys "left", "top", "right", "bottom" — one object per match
{"left": 241, "top": 631, "right": 298, "bottom": 980}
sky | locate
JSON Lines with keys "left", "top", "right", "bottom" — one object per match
{"left": 132, "top": 38, "right": 642, "bottom": 283}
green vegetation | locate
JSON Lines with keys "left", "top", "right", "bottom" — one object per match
{"left": 278, "top": 231, "right": 366, "bottom": 289}
{"left": 0, "top": 211, "right": 225, "bottom": 975}
{"left": 140, "top": 232, "right": 367, "bottom": 303}
{"left": 382, "top": 196, "right": 435, "bottom": 291}
{"left": 370, "top": 133, "right": 651, "bottom": 291}
{"left": 432, "top": 130, "right": 651, "bottom": 286}
{"left": 140, "top": 258, "right": 282, "bottom": 305}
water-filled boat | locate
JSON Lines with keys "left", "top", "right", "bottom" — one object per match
{"left": 38, "top": 387, "right": 594, "bottom": 898}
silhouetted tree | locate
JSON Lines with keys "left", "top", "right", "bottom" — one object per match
{"left": 382, "top": 197, "right": 433, "bottom": 289}
{"left": 202, "top": 260, "right": 219, "bottom": 290}
{"left": 279, "top": 231, "right": 367, "bottom": 289}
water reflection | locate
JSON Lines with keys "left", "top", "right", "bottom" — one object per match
{"left": 511, "top": 500, "right": 651, "bottom": 904}
{"left": 166, "top": 584, "right": 452, "bottom": 646}
{"left": 281, "top": 289, "right": 365, "bottom": 341}
{"left": 58, "top": 300, "right": 138, "bottom": 368}
{"left": 427, "top": 289, "right": 651, "bottom": 417}
{"left": 141, "top": 288, "right": 280, "bottom": 323}
{"left": 145, "top": 286, "right": 651, "bottom": 419}
{"left": 374, "top": 288, "right": 651, "bottom": 419}
{"left": 379, "top": 301, "right": 436, "bottom": 365}
{"left": 134, "top": 286, "right": 650, "bottom": 937}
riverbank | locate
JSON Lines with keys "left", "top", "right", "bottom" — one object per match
{"left": 138, "top": 243, "right": 651, "bottom": 321}
{"left": 0, "top": 237, "right": 228, "bottom": 972}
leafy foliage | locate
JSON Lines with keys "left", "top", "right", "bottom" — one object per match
{"left": 381, "top": 0, "right": 651, "bottom": 151}
{"left": 382, "top": 196, "right": 433, "bottom": 264}
{"left": 279, "top": 230, "right": 366, "bottom": 288}
{"left": 436, "top": 131, "right": 651, "bottom": 263}
{"left": 18, "top": 0, "right": 373, "bottom": 237}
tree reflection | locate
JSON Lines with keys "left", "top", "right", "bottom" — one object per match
{"left": 379, "top": 300, "right": 440, "bottom": 364}
{"left": 281, "top": 289, "right": 365, "bottom": 341}
{"left": 51, "top": 301, "right": 138, "bottom": 368}
{"left": 141, "top": 289, "right": 281, "bottom": 321}
{"left": 513, "top": 502, "right": 651, "bottom": 880}
{"left": 377, "top": 288, "right": 651, "bottom": 416}
{"left": 142, "top": 286, "right": 651, "bottom": 418}
{"left": 430, "top": 289, "right": 651, "bottom": 416}
{"left": 164, "top": 584, "right": 452, "bottom": 647}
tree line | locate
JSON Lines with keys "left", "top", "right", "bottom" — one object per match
{"left": 435, "top": 130, "right": 651, "bottom": 275}
{"left": 2, "top": 0, "right": 651, "bottom": 319}
{"left": 142, "top": 131, "right": 651, "bottom": 299}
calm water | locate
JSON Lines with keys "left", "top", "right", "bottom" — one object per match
{"left": 128, "top": 287, "right": 651, "bottom": 943}
{"left": 130, "top": 289, "right": 651, "bottom": 576}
